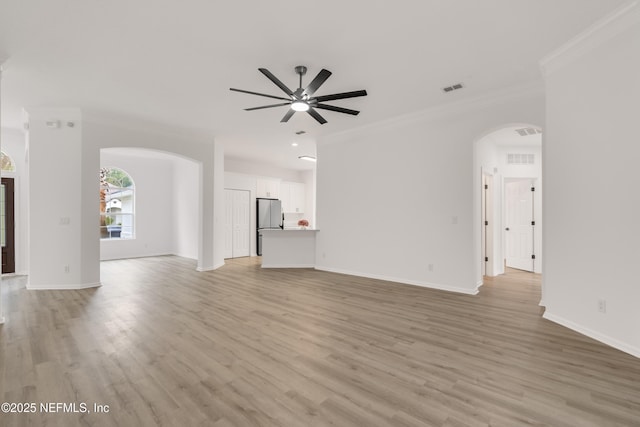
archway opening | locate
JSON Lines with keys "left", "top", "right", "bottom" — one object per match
{"left": 99, "top": 147, "right": 201, "bottom": 263}
{"left": 474, "top": 124, "right": 543, "bottom": 301}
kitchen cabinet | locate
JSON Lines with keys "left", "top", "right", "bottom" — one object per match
{"left": 281, "top": 181, "right": 305, "bottom": 214}
{"left": 256, "top": 178, "right": 280, "bottom": 199}
{"left": 261, "top": 229, "right": 318, "bottom": 268}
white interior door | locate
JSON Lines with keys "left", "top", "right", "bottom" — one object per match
{"left": 505, "top": 179, "right": 534, "bottom": 272}
{"left": 232, "top": 190, "right": 250, "bottom": 257}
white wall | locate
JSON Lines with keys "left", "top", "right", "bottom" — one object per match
{"left": 316, "top": 88, "right": 544, "bottom": 294}
{"left": 225, "top": 157, "right": 305, "bottom": 182}
{"left": 173, "top": 156, "right": 199, "bottom": 259}
{"left": 25, "top": 108, "right": 100, "bottom": 289}
{"left": 541, "top": 2, "right": 640, "bottom": 357}
{"left": 100, "top": 149, "right": 174, "bottom": 260}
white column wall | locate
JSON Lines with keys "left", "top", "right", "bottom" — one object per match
{"left": 26, "top": 108, "right": 100, "bottom": 289}
{"left": 173, "top": 156, "right": 199, "bottom": 260}
{"left": 212, "top": 141, "right": 225, "bottom": 270}
{"left": 541, "top": 3, "right": 640, "bottom": 357}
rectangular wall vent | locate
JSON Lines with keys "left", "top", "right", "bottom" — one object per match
{"left": 507, "top": 153, "right": 535, "bottom": 165}
{"left": 515, "top": 127, "right": 542, "bottom": 137}
{"left": 442, "top": 83, "right": 464, "bottom": 93}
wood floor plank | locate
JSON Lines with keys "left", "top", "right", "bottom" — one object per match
{"left": 1, "top": 256, "right": 639, "bottom": 426}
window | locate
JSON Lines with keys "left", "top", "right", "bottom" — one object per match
{"left": 100, "top": 167, "right": 134, "bottom": 239}
{"left": 1, "top": 151, "right": 16, "bottom": 173}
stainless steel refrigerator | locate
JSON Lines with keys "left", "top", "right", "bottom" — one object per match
{"left": 257, "top": 198, "right": 282, "bottom": 255}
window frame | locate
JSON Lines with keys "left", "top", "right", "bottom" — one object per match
{"left": 100, "top": 167, "right": 135, "bottom": 240}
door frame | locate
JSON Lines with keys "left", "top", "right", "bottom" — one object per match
{"left": 2, "top": 177, "right": 16, "bottom": 274}
{"left": 482, "top": 173, "right": 495, "bottom": 277}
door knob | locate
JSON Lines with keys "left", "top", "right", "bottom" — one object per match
{"left": 505, "top": 227, "right": 510, "bottom": 231}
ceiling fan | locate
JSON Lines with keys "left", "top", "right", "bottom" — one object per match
{"left": 230, "top": 66, "right": 367, "bottom": 125}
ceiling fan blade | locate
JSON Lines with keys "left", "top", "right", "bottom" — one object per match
{"left": 230, "top": 88, "right": 290, "bottom": 101}
{"left": 245, "top": 102, "right": 291, "bottom": 111}
{"left": 312, "top": 90, "right": 368, "bottom": 103}
{"left": 259, "top": 68, "right": 294, "bottom": 97}
{"left": 314, "top": 103, "right": 360, "bottom": 115}
{"left": 303, "top": 69, "right": 332, "bottom": 97}
{"left": 307, "top": 108, "right": 327, "bottom": 125}
{"left": 280, "top": 109, "right": 295, "bottom": 123}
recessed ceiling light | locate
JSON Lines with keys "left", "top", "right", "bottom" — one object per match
{"left": 291, "top": 142, "right": 298, "bottom": 147}
{"left": 298, "top": 156, "right": 316, "bottom": 162}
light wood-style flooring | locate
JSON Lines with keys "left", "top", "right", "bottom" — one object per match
{"left": 1, "top": 256, "right": 639, "bottom": 426}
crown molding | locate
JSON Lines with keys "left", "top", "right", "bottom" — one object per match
{"left": 540, "top": 1, "right": 639, "bottom": 77}
{"left": 319, "top": 81, "right": 543, "bottom": 146}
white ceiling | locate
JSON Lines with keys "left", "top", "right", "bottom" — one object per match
{"left": 0, "top": 0, "right": 626, "bottom": 170}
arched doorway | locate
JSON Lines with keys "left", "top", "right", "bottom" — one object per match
{"left": 474, "top": 124, "right": 543, "bottom": 301}
{"left": 99, "top": 147, "right": 200, "bottom": 262}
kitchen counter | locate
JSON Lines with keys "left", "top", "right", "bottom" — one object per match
{"left": 260, "top": 229, "right": 318, "bottom": 268}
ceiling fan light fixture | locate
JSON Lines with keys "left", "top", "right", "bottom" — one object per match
{"left": 291, "top": 101, "right": 309, "bottom": 112}
{"left": 230, "top": 66, "right": 367, "bottom": 124}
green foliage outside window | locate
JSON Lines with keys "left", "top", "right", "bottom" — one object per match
{"left": 104, "top": 168, "right": 133, "bottom": 188}
{"left": 1, "top": 151, "right": 16, "bottom": 172}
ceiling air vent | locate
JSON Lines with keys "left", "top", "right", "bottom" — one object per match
{"left": 507, "top": 153, "right": 535, "bottom": 165}
{"left": 515, "top": 127, "right": 542, "bottom": 137}
{"left": 442, "top": 83, "right": 464, "bottom": 93}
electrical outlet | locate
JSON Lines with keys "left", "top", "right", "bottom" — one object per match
{"left": 428, "top": 264, "right": 434, "bottom": 272}
{"left": 598, "top": 299, "right": 606, "bottom": 313}
{"left": 64, "top": 265, "right": 70, "bottom": 274}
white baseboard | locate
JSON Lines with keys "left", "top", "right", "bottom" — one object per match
{"left": 1, "top": 270, "right": 29, "bottom": 277}
{"left": 100, "top": 252, "right": 173, "bottom": 262}
{"left": 26, "top": 281, "right": 102, "bottom": 291}
{"left": 544, "top": 311, "right": 640, "bottom": 359}
{"left": 314, "top": 266, "right": 479, "bottom": 295}
{"left": 262, "top": 264, "right": 315, "bottom": 269}
{"left": 197, "top": 261, "right": 225, "bottom": 272}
